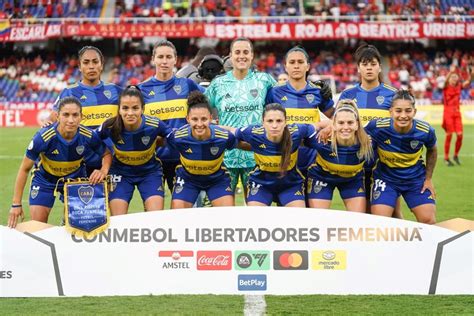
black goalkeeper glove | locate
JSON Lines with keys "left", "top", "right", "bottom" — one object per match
{"left": 312, "top": 79, "right": 332, "bottom": 101}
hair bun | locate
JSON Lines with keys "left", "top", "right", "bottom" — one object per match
{"left": 187, "top": 91, "right": 208, "bottom": 106}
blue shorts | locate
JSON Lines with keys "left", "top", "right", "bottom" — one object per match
{"left": 172, "top": 172, "right": 233, "bottom": 204}
{"left": 109, "top": 169, "right": 164, "bottom": 204}
{"left": 29, "top": 172, "right": 64, "bottom": 208}
{"left": 307, "top": 175, "right": 365, "bottom": 201}
{"left": 371, "top": 177, "right": 435, "bottom": 209}
{"left": 246, "top": 180, "right": 305, "bottom": 206}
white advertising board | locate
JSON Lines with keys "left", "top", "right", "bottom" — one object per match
{"left": 1, "top": 207, "right": 472, "bottom": 296}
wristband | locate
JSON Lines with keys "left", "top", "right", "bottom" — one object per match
{"left": 11, "top": 204, "right": 22, "bottom": 208}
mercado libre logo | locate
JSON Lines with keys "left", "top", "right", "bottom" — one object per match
{"left": 234, "top": 251, "right": 270, "bottom": 271}
{"left": 158, "top": 250, "right": 194, "bottom": 269}
{"left": 311, "top": 250, "right": 347, "bottom": 270}
{"left": 273, "top": 251, "right": 308, "bottom": 270}
{"left": 196, "top": 251, "right": 232, "bottom": 271}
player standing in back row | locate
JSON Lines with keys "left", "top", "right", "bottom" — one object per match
{"left": 205, "top": 37, "right": 276, "bottom": 195}
{"left": 138, "top": 40, "right": 203, "bottom": 192}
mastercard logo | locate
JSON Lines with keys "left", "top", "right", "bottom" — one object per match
{"left": 273, "top": 251, "right": 308, "bottom": 270}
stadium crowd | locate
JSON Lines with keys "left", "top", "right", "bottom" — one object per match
{"left": 1, "top": 0, "right": 473, "bottom": 20}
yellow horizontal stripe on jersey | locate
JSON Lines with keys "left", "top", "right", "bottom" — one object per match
{"left": 377, "top": 147, "right": 422, "bottom": 168}
{"left": 144, "top": 99, "right": 187, "bottom": 121}
{"left": 81, "top": 104, "right": 118, "bottom": 127}
{"left": 113, "top": 142, "right": 157, "bottom": 166}
{"left": 416, "top": 126, "right": 429, "bottom": 133}
{"left": 360, "top": 109, "right": 390, "bottom": 126}
{"left": 285, "top": 108, "right": 320, "bottom": 124}
{"left": 180, "top": 155, "right": 224, "bottom": 175}
{"left": 316, "top": 155, "right": 364, "bottom": 178}
{"left": 255, "top": 150, "right": 298, "bottom": 172}
{"left": 39, "top": 153, "right": 83, "bottom": 176}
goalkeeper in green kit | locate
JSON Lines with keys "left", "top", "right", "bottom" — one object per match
{"left": 205, "top": 37, "right": 276, "bottom": 196}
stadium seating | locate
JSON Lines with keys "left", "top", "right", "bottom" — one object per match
{"left": 1, "top": 0, "right": 105, "bottom": 19}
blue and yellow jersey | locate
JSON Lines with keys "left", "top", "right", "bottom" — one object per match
{"left": 97, "top": 115, "right": 171, "bottom": 177}
{"left": 138, "top": 76, "right": 203, "bottom": 162}
{"left": 339, "top": 83, "right": 397, "bottom": 126}
{"left": 365, "top": 118, "right": 437, "bottom": 183}
{"left": 166, "top": 125, "right": 237, "bottom": 182}
{"left": 235, "top": 123, "right": 317, "bottom": 183}
{"left": 26, "top": 123, "right": 104, "bottom": 182}
{"left": 54, "top": 81, "right": 122, "bottom": 129}
{"left": 266, "top": 81, "right": 334, "bottom": 171}
{"left": 308, "top": 140, "right": 365, "bottom": 183}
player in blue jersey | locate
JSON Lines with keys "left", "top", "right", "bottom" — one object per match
{"left": 339, "top": 44, "right": 402, "bottom": 217}
{"left": 138, "top": 40, "right": 203, "bottom": 192}
{"left": 98, "top": 86, "right": 171, "bottom": 215}
{"left": 307, "top": 99, "right": 373, "bottom": 212}
{"left": 365, "top": 90, "right": 437, "bottom": 224}
{"left": 166, "top": 92, "right": 237, "bottom": 209}
{"left": 8, "top": 97, "right": 111, "bottom": 228}
{"left": 229, "top": 103, "right": 327, "bottom": 207}
{"left": 50, "top": 46, "right": 122, "bottom": 175}
{"left": 266, "top": 46, "right": 334, "bottom": 178}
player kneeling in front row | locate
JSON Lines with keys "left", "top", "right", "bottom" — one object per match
{"left": 365, "top": 90, "right": 437, "bottom": 224}
{"left": 8, "top": 97, "right": 111, "bottom": 228}
{"left": 98, "top": 86, "right": 170, "bottom": 215}
{"left": 307, "top": 99, "right": 373, "bottom": 212}
{"left": 225, "top": 103, "right": 329, "bottom": 207}
{"left": 166, "top": 92, "right": 237, "bottom": 209}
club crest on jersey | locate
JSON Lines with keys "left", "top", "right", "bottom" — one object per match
{"left": 373, "top": 191, "right": 381, "bottom": 200}
{"left": 250, "top": 182, "right": 261, "bottom": 195}
{"left": 141, "top": 136, "right": 151, "bottom": 146}
{"left": 250, "top": 89, "right": 258, "bottom": 98}
{"left": 173, "top": 85, "right": 182, "bottom": 94}
{"left": 210, "top": 146, "right": 219, "bottom": 155}
{"left": 410, "top": 140, "right": 419, "bottom": 149}
{"left": 104, "top": 90, "right": 112, "bottom": 99}
{"left": 76, "top": 145, "right": 85, "bottom": 155}
{"left": 78, "top": 186, "right": 94, "bottom": 204}
{"left": 306, "top": 94, "right": 315, "bottom": 103}
{"left": 376, "top": 96, "right": 385, "bottom": 105}
{"left": 30, "top": 185, "right": 40, "bottom": 199}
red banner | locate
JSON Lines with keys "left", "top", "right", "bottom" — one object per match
{"left": 0, "top": 23, "right": 61, "bottom": 42}
{"left": 0, "top": 102, "right": 53, "bottom": 127}
{"left": 0, "top": 21, "right": 473, "bottom": 41}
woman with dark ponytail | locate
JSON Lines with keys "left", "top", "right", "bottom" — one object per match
{"left": 229, "top": 103, "right": 329, "bottom": 207}
{"left": 165, "top": 91, "right": 238, "bottom": 209}
{"left": 97, "top": 86, "right": 171, "bottom": 215}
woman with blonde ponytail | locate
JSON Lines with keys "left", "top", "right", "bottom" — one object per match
{"left": 307, "top": 99, "right": 373, "bottom": 212}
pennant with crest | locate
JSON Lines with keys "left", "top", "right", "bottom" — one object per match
{"left": 63, "top": 178, "right": 110, "bottom": 238}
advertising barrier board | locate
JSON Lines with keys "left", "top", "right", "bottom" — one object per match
{"left": 1, "top": 207, "right": 472, "bottom": 296}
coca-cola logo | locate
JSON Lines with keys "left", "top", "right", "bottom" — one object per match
{"left": 197, "top": 251, "right": 232, "bottom": 270}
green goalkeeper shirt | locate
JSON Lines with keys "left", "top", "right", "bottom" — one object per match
{"left": 205, "top": 69, "right": 276, "bottom": 168}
